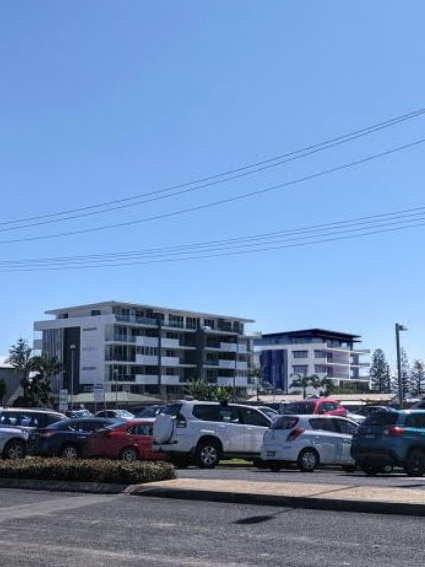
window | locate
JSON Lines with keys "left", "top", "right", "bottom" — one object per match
{"left": 293, "top": 351, "right": 308, "bottom": 359}
{"left": 315, "top": 365, "right": 327, "bottom": 374}
{"left": 239, "top": 407, "right": 270, "bottom": 427}
{"left": 91, "top": 309, "right": 101, "bottom": 316}
{"left": 406, "top": 413, "right": 425, "bottom": 429}
{"left": 309, "top": 418, "right": 336, "bottom": 432}
{"left": 193, "top": 405, "right": 221, "bottom": 421}
{"left": 292, "top": 365, "right": 308, "bottom": 375}
{"left": 314, "top": 350, "right": 327, "bottom": 359}
{"left": 336, "top": 419, "right": 358, "bottom": 435}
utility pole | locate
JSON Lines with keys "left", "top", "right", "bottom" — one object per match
{"left": 395, "top": 323, "right": 408, "bottom": 407}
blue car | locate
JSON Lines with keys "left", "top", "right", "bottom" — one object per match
{"left": 27, "top": 417, "right": 117, "bottom": 459}
{"left": 351, "top": 409, "right": 425, "bottom": 476}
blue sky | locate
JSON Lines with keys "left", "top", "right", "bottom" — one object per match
{"left": 1, "top": 1, "right": 424, "bottom": 368}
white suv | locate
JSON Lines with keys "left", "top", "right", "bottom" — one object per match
{"left": 153, "top": 400, "right": 272, "bottom": 468}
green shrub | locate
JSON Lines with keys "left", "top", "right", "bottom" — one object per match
{"left": 0, "top": 458, "right": 176, "bottom": 484}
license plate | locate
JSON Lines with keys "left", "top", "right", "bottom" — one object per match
{"left": 266, "top": 451, "right": 276, "bottom": 457}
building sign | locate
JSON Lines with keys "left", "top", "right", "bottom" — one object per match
{"left": 93, "top": 383, "right": 105, "bottom": 403}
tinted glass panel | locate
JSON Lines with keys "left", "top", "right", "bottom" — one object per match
{"left": 362, "top": 412, "right": 399, "bottom": 426}
{"left": 192, "top": 405, "right": 221, "bottom": 421}
{"left": 309, "top": 418, "right": 336, "bottom": 432}
{"left": 284, "top": 402, "right": 315, "bottom": 415}
{"left": 405, "top": 413, "right": 425, "bottom": 429}
{"left": 239, "top": 407, "right": 270, "bottom": 427}
{"left": 271, "top": 416, "right": 299, "bottom": 430}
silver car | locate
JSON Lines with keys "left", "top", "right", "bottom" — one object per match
{"left": 0, "top": 427, "right": 28, "bottom": 459}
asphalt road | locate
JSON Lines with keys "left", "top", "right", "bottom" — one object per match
{"left": 0, "top": 487, "right": 424, "bottom": 567}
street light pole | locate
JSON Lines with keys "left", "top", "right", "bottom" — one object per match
{"left": 395, "top": 323, "right": 408, "bottom": 408}
{"left": 70, "top": 344, "right": 76, "bottom": 412}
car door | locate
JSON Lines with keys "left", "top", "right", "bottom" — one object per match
{"left": 215, "top": 405, "right": 246, "bottom": 453}
{"left": 308, "top": 418, "right": 339, "bottom": 464}
{"left": 130, "top": 422, "right": 155, "bottom": 459}
{"left": 333, "top": 419, "right": 358, "bottom": 464}
{"left": 238, "top": 407, "right": 271, "bottom": 454}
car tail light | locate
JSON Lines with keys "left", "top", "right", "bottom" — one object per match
{"left": 287, "top": 427, "right": 305, "bottom": 441}
{"left": 383, "top": 426, "right": 405, "bottom": 436}
{"left": 176, "top": 416, "right": 187, "bottom": 428}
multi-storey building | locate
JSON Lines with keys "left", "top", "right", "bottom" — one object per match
{"left": 254, "top": 328, "right": 370, "bottom": 393}
{"left": 33, "top": 301, "right": 255, "bottom": 401}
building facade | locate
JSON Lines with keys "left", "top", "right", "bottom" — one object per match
{"left": 254, "top": 329, "right": 370, "bottom": 393}
{"left": 33, "top": 301, "right": 255, "bottom": 401}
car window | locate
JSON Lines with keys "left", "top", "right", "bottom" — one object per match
{"left": 192, "top": 405, "right": 221, "bottom": 421}
{"left": 335, "top": 419, "right": 358, "bottom": 435}
{"left": 271, "top": 416, "right": 299, "bottom": 430}
{"left": 284, "top": 402, "right": 315, "bottom": 415}
{"left": 363, "top": 412, "right": 399, "bottom": 426}
{"left": 218, "top": 406, "right": 240, "bottom": 423}
{"left": 161, "top": 403, "right": 182, "bottom": 418}
{"left": 129, "top": 423, "right": 153, "bottom": 436}
{"left": 239, "top": 407, "right": 270, "bottom": 427}
{"left": 309, "top": 418, "right": 337, "bottom": 432}
{"left": 320, "top": 402, "right": 338, "bottom": 413}
{"left": 405, "top": 413, "right": 425, "bottom": 429}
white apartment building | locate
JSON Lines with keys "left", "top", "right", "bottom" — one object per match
{"left": 33, "top": 301, "right": 255, "bottom": 401}
{"left": 254, "top": 328, "right": 370, "bottom": 393}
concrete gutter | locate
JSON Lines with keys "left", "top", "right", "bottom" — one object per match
{"left": 127, "top": 478, "right": 425, "bottom": 517}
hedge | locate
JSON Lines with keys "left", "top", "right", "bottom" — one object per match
{"left": 0, "top": 458, "right": 176, "bottom": 484}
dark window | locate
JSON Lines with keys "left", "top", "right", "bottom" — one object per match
{"left": 405, "top": 413, "right": 425, "bottom": 429}
{"left": 309, "top": 418, "right": 336, "bottom": 432}
{"left": 239, "top": 407, "right": 270, "bottom": 427}
{"left": 335, "top": 419, "right": 358, "bottom": 435}
{"left": 192, "top": 405, "right": 221, "bottom": 422}
{"left": 271, "top": 416, "right": 299, "bottom": 430}
{"left": 363, "top": 412, "right": 399, "bottom": 426}
{"left": 284, "top": 402, "right": 316, "bottom": 415}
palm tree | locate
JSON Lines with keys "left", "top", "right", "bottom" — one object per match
{"left": 290, "top": 373, "right": 321, "bottom": 399}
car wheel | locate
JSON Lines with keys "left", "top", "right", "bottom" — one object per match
{"left": 3, "top": 440, "right": 26, "bottom": 460}
{"left": 359, "top": 462, "right": 379, "bottom": 476}
{"left": 297, "top": 448, "right": 319, "bottom": 472}
{"left": 119, "top": 447, "right": 139, "bottom": 462}
{"left": 342, "top": 464, "right": 356, "bottom": 473}
{"left": 195, "top": 439, "right": 221, "bottom": 469}
{"left": 61, "top": 445, "right": 79, "bottom": 459}
{"left": 404, "top": 448, "right": 425, "bottom": 476}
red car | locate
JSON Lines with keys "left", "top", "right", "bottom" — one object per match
{"left": 283, "top": 398, "right": 346, "bottom": 417}
{"left": 84, "top": 418, "right": 169, "bottom": 462}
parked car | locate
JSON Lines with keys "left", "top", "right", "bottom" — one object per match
{"left": 351, "top": 409, "right": 425, "bottom": 476}
{"left": 65, "top": 409, "right": 94, "bottom": 418}
{"left": 153, "top": 400, "right": 272, "bottom": 468}
{"left": 94, "top": 409, "right": 135, "bottom": 420}
{"left": 85, "top": 418, "right": 169, "bottom": 462}
{"left": 27, "top": 417, "right": 118, "bottom": 459}
{"left": 0, "top": 427, "right": 28, "bottom": 459}
{"left": 261, "top": 414, "right": 358, "bottom": 472}
{"left": 135, "top": 405, "right": 165, "bottom": 418}
{"left": 254, "top": 406, "right": 279, "bottom": 420}
{"left": 282, "top": 398, "right": 347, "bottom": 417}
{"left": 354, "top": 405, "right": 396, "bottom": 418}
{"left": 0, "top": 408, "right": 67, "bottom": 433}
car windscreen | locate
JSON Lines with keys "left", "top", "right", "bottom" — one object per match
{"left": 270, "top": 416, "right": 299, "bottom": 430}
{"left": 161, "top": 403, "right": 182, "bottom": 418}
{"left": 283, "top": 402, "right": 315, "bottom": 415}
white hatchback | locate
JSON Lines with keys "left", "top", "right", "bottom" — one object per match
{"left": 260, "top": 414, "right": 358, "bottom": 472}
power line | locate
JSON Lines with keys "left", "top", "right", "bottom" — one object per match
{"left": 0, "top": 137, "right": 423, "bottom": 245}
{"left": 1, "top": 106, "right": 425, "bottom": 231}
{"left": 2, "top": 203, "right": 425, "bottom": 271}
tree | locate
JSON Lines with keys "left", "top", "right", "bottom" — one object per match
{"left": 185, "top": 378, "right": 233, "bottom": 401}
{"left": 289, "top": 374, "right": 321, "bottom": 399}
{"left": 8, "top": 340, "right": 63, "bottom": 407}
{"left": 400, "top": 347, "right": 410, "bottom": 399}
{"left": 410, "top": 360, "right": 425, "bottom": 397}
{"left": 369, "top": 349, "right": 391, "bottom": 393}
{"left": 8, "top": 338, "right": 33, "bottom": 403}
